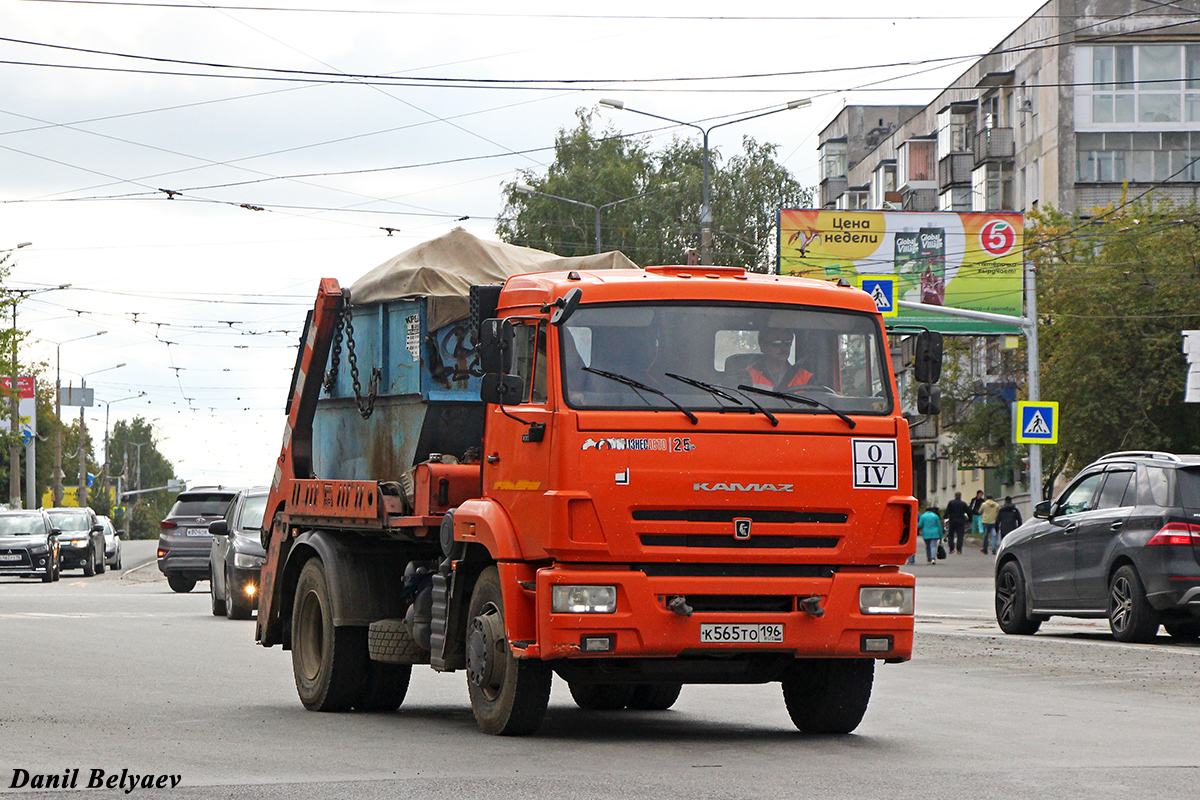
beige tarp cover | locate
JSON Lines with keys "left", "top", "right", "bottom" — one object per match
{"left": 349, "top": 227, "right": 638, "bottom": 330}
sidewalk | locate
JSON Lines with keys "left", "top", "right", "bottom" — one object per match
{"left": 902, "top": 535, "right": 998, "bottom": 580}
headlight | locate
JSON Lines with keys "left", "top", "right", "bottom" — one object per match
{"left": 551, "top": 585, "right": 617, "bottom": 614}
{"left": 29, "top": 544, "right": 48, "bottom": 555}
{"left": 859, "top": 586, "right": 914, "bottom": 615}
{"left": 233, "top": 553, "right": 264, "bottom": 569}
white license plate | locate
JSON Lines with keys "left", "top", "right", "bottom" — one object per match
{"left": 0, "top": 553, "right": 20, "bottom": 561}
{"left": 699, "top": 623, "right": 784, "bottom": 644}
{"left": 184, "top": 530, "right": 209, "bottom": 537}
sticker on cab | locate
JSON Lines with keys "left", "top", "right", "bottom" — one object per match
{"left": 852, "top": 439, "right": 898, "bottom": 489}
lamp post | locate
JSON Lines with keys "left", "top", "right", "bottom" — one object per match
{"left": 63, "top": 363, "right": 125, "bottom": 508}
{"left": 514, "top": 182, "right": 678, "bottom": 254}
{"left": 599, "top": 99, "right": 811, "bottom": 265}
{"left": 98, "top": 392, "right": 146, "bottom": 512}
{"left": 43, "top": 331, "right": 108, "bottom": 507}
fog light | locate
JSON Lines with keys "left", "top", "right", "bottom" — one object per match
{"left": 244, "top": 583, "right": 256, "bottom": 597}
{"left": 859, "top": 586, "right": 914, "bottom": 615}
{"left": 580, "top": 635, "right": 614, "bottom": 652}
{"left": 861, "top": 635, "right": 893, "bottom": 653}
{"left": 552, "top": 585, "right": 617, "bottom": 614}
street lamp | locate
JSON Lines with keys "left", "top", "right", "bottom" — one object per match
{"left": 63, "top": 363, "right": 126, "bottom": 508}
{"left": 41, "top": 330, "right": 108, "bottom": 506}
{"left": 599, "top": 98, "right": 811, "bottom": 265}
{"left": 514, "top": 181, "right": 678, "bottom": 254}
{"left": 98, "top": 392, "right": 146, "bottom": 509}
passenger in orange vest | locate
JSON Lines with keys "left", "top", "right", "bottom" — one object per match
{"left": 743, "top": 328, "right": 812, "bottom": 391}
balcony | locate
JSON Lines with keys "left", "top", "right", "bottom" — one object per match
{"left": 902, "top": 187, "right": 937, "bottom": 212}
{"left": 974, "top": 127, "right": 1014, "bottom": 165}
{"left": 819, "top": 176, "right": 848, "bottom": 209}
{"left": 937, "top": 153, "right": 974, "bottom": 190}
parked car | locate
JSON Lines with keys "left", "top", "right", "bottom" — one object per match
{"left": 0, "top": 509, "right": 61, "bottom": 582}
{"left": 98, "top": 515, "right": 122, "bottom": 570}
{"left": 995, "top": 451, "right": 1200, "bottom": 643}
{"left": 208, "top": 487, "right": 268, "bottom": 619}
{"left": 45, "top": 507, "right": 106, "bottom": 576}
{"left": 157, "top": 487, "right": 238, "bottom": 593}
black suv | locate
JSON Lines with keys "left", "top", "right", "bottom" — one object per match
{"left": 157, "top": 487, "right": 237, "bottom": 593}
{"left": 45, "top": 507, "right": 106, "bottom": 576}
{"left": 995, "top": 451, "right": 1200, "bottom": 643}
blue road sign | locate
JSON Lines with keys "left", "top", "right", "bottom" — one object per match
{"left": 1015, "top": 401, "right": 1058, "bottom": 444}
{"left": 860, "top": 277, "right": 897, "bottom": 317}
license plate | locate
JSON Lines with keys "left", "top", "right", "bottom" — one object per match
{"left": 699, "top": 623, "right": 784, "bottom": 644}
{"left": 0, "top": 553, "right": 20, "bottom": 561}
{"left": 184, "top": 529, "right": 209, "bottom": 537}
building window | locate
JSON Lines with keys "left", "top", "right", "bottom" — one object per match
{"left": 1080, "top": 44, "right": 1200, "bottom": 127}
{"left": 972, "top": 162, "right": 1014, "bottom": 211}
{"left": 899, "top": 139, "right": 936, "bottom": 185}
{"left": 820, "top": 141, "right": 847, "bottom": 181}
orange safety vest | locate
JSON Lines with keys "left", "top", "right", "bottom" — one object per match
{"left": 747, "top": 363, "right": 812, "bottom": 391}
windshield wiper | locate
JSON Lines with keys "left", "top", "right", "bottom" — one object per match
{"left": 583, "top": 367, "right": 698, "bottom": 424}
{"left": 736, "top": 384, "right": 856, "bottom": 429}
{"left": 666, "top": 373, "right": 778, "bottom": 427}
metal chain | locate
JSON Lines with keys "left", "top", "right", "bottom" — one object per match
{"left": 341, "top": 303, "right": 379, "bottom": 419}
{"left": 322, "top": 311, "right": 345, "bottom": 395}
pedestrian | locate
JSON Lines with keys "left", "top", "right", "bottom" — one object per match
{"left": 919, "top": 503, "right": 943, "bottom": 565}
{"left": 969, "top": 489, "right": 985, "bottom": 545}
{"left": 996, "top": 495, "right": 1023, "bottom": 544}
{"left": 979, "top": 494, "right": 1001, "bottom": 554}
{"left": 944, "top": 491, "right": 971, "bottom": 555}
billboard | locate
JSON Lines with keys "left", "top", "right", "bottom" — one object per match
{"left": 0, "top": 376, "right": 37, "bottom": 446}
{"left": 777, "top": 210, "right": 1024, "bottom": 334}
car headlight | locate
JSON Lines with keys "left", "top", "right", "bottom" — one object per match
{"left": 233, "top": 553, "right": 264, "bottom": 569}
{"left": 859, "top": 586, "right": 914, "bottom": 615}
{"left": 551, "top": 585, "right": 617, "bottom": 614}
{"left": 29, "top": 544, "right": 48, "bottom": 555}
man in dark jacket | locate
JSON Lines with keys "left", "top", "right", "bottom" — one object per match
{"left": 996, "top": 496, "right": 1023, "bottom": 543}
{"left": 944, "top": 491, "right": 971, "bottom": 555}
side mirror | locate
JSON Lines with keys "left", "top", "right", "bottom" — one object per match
{"left": 1033, "top": 500, "right": 1052, "bottom": 519}
{"left": 481, "top": 373, "right": 525, "bottom": 405}
{"left": 917, "top": 383, "right": 941, "bottom": 415}
{"left": 209, "top": 519, "right": 230, "bottom": 536}
{"left": 92, "top": 523, "right": 104, "bottom": 533}
{"left": 550, "top": 287, "right": 583, "bottom": 327}
{"left": 914, "top": 330, "right": 943, "bottom": 383}
{"left": 479, "top": 318, "right": 514, "bottom": 374}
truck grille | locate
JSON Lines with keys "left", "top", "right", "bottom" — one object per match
{"left": 634, "top": 563, "right": 835, "bottom": 578}
{"left": 686, "top": 595, "right": 795, "bottom": 613}
{"left": 640, "top": 534, "right": 838, "bottom": 549}
{"left": 633, "top": 509, "right": 847, "bottom": 524}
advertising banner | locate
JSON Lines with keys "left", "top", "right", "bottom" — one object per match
{"left": 777, "top": 210, "right": 1024, "bottom": 334}
{"left": 0, "top": 376, "right": 37, "bottom": 444}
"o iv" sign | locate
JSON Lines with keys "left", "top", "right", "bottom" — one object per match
{"left": 852, "top": 439, "right": 898, "bottom": 489}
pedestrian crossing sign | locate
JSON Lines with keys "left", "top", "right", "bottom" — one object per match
{"left": 860, "top": 277, "right": 897, "bottom": 317}
{"left": 1015, "top": 401, "right": 1059, "bottom": 444}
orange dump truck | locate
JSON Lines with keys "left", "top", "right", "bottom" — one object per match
{"left": 255, "top": 230, "right": 937, "bottom": 736}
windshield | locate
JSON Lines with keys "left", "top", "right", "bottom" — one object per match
{"left": 46, "top": 512, "right": 90, "bottom": 531}
{"left": 239, "top": 495, "right": 268, "bottom": 531}
{"left": 560, "top": 303, "right": 892, "bottom": 415}
{"left": 0, "top": 515, "right": 44, "bottom": 535}
{"left": 169, "top": 495, "right": 234, "bottom": 517}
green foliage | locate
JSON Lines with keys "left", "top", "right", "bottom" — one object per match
{"left": 497, "top": 109, "right": 811, "bottom": 269}
{"left": 1029, "top": 198, "right": 1200, "bottom": 471}
{"left": 108, "top": 417, "right": 177, "bottom": 538}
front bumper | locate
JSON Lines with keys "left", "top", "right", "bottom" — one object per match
{"left": 58, "top": 545, "right": 92, "bottom": 568}
{"left": 523, "top": 564, "right": 914, "bottom": 663}
{"left": 226, "top": 565, "right": 261, "bottom": 609}
{"left": 0, "top": 550, "right": 53, "bottom": 576}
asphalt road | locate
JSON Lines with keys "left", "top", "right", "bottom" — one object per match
{"left": 2, "top": 541, "right": 1198, "bottom": 799}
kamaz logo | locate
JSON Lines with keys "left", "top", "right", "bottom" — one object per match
{"left": 693, "top": 482, "right": 794, "bottom": 493}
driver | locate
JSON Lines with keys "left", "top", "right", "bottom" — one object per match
{"left": 742, "top": 328, "right": 811, "bottom": 391}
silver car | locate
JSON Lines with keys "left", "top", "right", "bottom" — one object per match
{"left": 99, "top": 515, "right": 122, "bottom": 570}
{"left": 209, "top": 487, "right": 268, "bottom": 620}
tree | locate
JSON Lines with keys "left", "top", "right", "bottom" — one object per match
{"left": 108, "top": 417, "right": 178, "bottom": 538}
{"left": 498, "top": 109, "right": 812, "bottom": 269}
{"left": 1028, "top": 198, "right": 1200, "bottom": 472}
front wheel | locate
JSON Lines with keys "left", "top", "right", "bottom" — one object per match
{"left": 781, "top": 659, "right": 874, "bottom": 734}
{"left": 1109, "top": 565, "right": 1160, "bottom": 643}
{"left": 210, "top": 567, "right": 226, "bottom": 616}
{"left": 82, "top": 557, "right": 95, "bottom": 578}
{"left": 995, "top": 561, "right": 1042, "bottom": 635}
{"left": 95, "top": 546, "right": 106, "bottom": 575}
{"left": 291, "top": 559, "right": 367, "bottom": 711}
{"left": 465, "top": 566, "right": 551, "bottom": 735}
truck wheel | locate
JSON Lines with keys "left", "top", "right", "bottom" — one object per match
{"left": 465, "top": 566, "right": 551, "bottom": 735}
{"left": 995, "top": 560, "right": 1041, "bottom": 635}
{"left": 291, "top": 558, "right": 368, "bottom": 711}
{"left": 167, "top": 574, "right": 195, "bottom": 593}
{"left": 225, "top": 565, "right": 253, "bottom": 620}
{"left": 568, "top": 682, "right": 634, "bottom": 710}
{"left": 210, "top": 567, "right": 226, "bottom": 616}
{"left": 627, "top": 682, "right": 683, "bottom": 711}
{"left": 781, "top": 658, "right": 874, "bottom": 734}
{"left": 354, "top": 662, "right": 412, "bottom": 712}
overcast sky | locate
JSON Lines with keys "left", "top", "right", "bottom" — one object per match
{"left": 0, "top": 0, "right": 1050, "bottom": 491}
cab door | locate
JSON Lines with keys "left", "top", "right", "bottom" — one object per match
{"left": 482, "top": 320, "right": 555, "bottom": 549}
{"left": 1030, "top": 471, "right": 1102, "bottom": 607}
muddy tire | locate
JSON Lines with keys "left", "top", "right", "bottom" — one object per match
{"left": 465, "top": 566, "right": 551, "bottom": 735}
{"left": 568, "top": 682, "right": 634, "bottom": 710}
{"left": 781, "top": 658, "right": 874, "bottom": 734}
{"left": 291, "top": 558, "right": 368, "bottom": 711}
{"left": 627, "top": 682, "right": 683, "bottom": 711}
{"left": 354, "top": 662, "right": 412, "bottom": 712}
